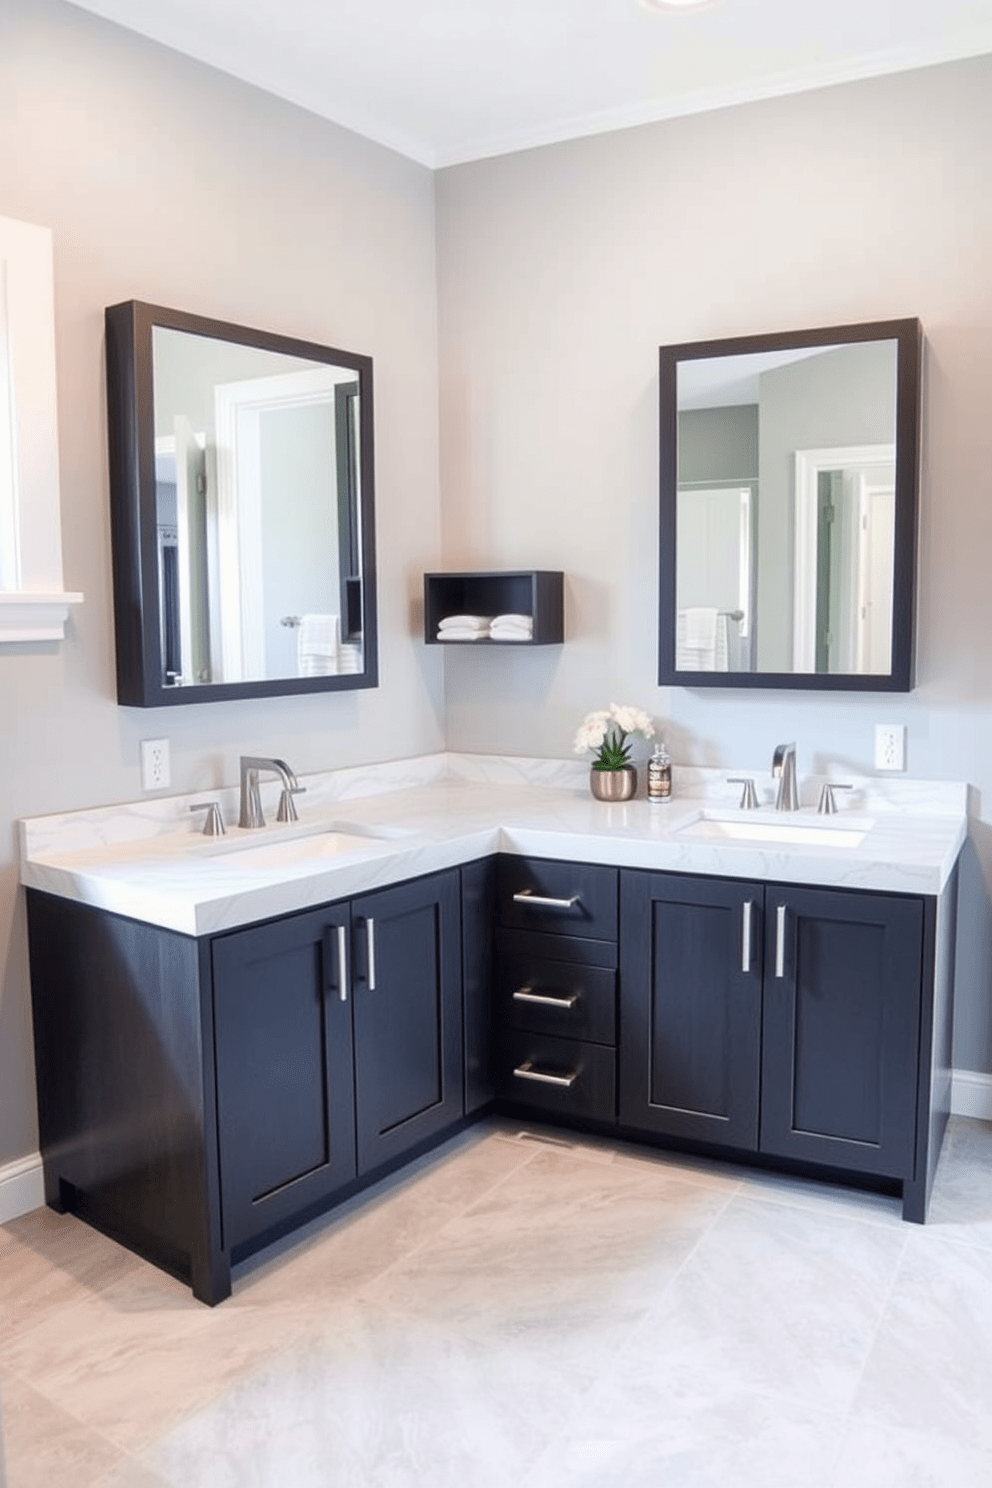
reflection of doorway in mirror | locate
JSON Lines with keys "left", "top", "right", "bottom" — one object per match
{"left": 675, "top": 484, "right": 753, "bottom": 670}
{"left": 793, "top": 445, "right": 895, "bottom": 675}
{"left": 213, "top": 367, "right": 355, "bottom": 682}
{"left": 154, "top": 425, "right": 208, "bottom": 686}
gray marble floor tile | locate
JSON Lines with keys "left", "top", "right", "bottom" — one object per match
{"left": 521, "top": 1385, "right": 844, "bottom": 1488}
{"left": 144, "top": 1297, "right": 590, "bottom": 1488}
{"left": 0, "top": 1370, "right": 124, "bottom": 1488}
{"left": 830, "top": 1419, "right": 992, "bottom": 1487}
{"left": 233, "top": 1125, "right": 536, "bottom": 1310}
{"left": 613, "top": 1194, "right": 908, "bottom": 1415}
{"left": 923, "top": 1116, "right": 992, "bottom": 1247}
{"left": 737, "top": 1167, "right": 905, "bottom": 1228}
{"left": 3, "top": 1269, "right": 294, "bottom": 1455}
{"left": 0, "top": 1209, "right": 144, "bottom": 1343}
{"left": 852, "top": 1228, "right": 992, "bottom": 1450}
{"left": 361, "top": 1145, "right": 732, "bottom": 1350}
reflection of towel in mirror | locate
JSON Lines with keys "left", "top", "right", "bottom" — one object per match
{"left": 676, "top": 608, "right": 729, "bottom": 671}
{"left": 298, "top": 613, "right": 340, "bottom": 676}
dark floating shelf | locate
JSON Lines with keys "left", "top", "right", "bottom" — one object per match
{"left": 423, "top": 571, "right": 564, "bottom": 646}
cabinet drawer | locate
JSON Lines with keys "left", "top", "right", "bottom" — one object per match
{"left": 497, "top": 941, "right": 616, "bottom": 1045}
{"left": 498, "top": 1030, "right": 616, "bottom": 1123}
{"left": 497, "top": 857, "right": 618, "bottom": 940}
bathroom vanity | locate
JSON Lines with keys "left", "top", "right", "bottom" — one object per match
{"left": 20, "top": 755, "right": 965, "bottom": 1303}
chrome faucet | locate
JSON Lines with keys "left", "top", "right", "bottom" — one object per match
{"left": 771, "top": 742, "right": 799, "bottom": 812}
{"left": 238, "top": 756, "right": 304, "bottom": 829}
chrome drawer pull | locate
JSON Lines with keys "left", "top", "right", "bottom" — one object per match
{"left": 775, "top": 904, "right": 786, "bottom": 979}
{"left": 512, "top": 987, "right": 578, "bottom": 1009}
{"left": 512, "top": 889, "right": 580, "bottom": 910}
{"left": 366, "top": 917, "right": 376, "bottom": 990}
{"left": 741, "top": 899, "right": 753, "bottom": 973}
{"left": 512, "top": 1061, "right": 577, "bottom": 1089}
{"left": 337, "top": 924, "right": 348, "bottom": 1003}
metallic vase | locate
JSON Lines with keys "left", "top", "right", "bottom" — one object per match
{"left": 589, "top": 766, "right": 637, "bottom": 802}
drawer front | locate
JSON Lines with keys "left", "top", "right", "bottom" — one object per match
{"left": 498, "top": 945, "right": 616, "bottom": 1045}
{"left": 498, "top": 1030, "right": 617, "bottom": 1123}
{"left": 497, "top": 857, "right": 618, "bottom": 940}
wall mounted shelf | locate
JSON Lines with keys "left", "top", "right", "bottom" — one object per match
{"left": 423, "top": 570, "right": 564, "bottom": 645}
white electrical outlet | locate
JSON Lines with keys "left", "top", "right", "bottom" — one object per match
{"left": 874, "top": 723, "right": 906, "bottom": 772}
{"left": 140, "top": 738, "right": 170, "bottom": 791}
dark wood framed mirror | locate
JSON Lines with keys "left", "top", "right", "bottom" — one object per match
{"left": 105, "top": 301, "right": 378, "bottom": 707}
{"left": 658, "top": 317, "right": 921, "bottom": 691}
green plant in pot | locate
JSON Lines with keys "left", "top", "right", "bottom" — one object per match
{"left": 574, "top": 704, "right": 654, "bottom": 801}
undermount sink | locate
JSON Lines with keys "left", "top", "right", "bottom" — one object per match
{"left": 676, "top": 812, "right": 873, "bottom": 849}
{"left": 211, "top": 828, "right": 375, "bottom": 870}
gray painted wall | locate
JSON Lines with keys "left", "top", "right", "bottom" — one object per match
{"left": 2, "top": 1, "right": 991, "bottom": 1174}
{"left": 436, "top": 56, "right": 992, "bottom": 1082}
{"left": 0, "top": 0, "right": 444, "bottom": 1165}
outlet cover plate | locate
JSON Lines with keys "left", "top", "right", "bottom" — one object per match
{"left": 140, "top": 737, "right": 170, "bottom": 791}
{"left": 874, "top": 723, "right": 906, "bottom": 772}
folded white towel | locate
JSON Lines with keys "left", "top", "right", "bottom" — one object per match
{"left": 490, "top": 613, "right": 532, "bottom": 629}
{"left": 438, "top": 614, "right": 491, "bottom": 632}
{"left": 438, "top": 627, "right": 486, "bottom": 641}
{"left": 490, "top": 614, "right": 534, "bottom": 640}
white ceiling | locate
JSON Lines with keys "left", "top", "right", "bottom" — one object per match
{"left": 67, "top": 0, "right": 992, "bottom": 168}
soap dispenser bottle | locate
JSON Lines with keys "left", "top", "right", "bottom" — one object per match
{"left": 647, "top": 740, "right": 672, "bottom": 804}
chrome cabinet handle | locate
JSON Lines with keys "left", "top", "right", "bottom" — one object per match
{"left": 512, "top": 889, "right": 580, "bottom": 910}
{"left": 741, "top": 899, "right": 753, "bottom": 973}
{"left": 337, "top": 924, "right": 348, "bottom": 1003}
{"left": 775, "top": 904, "right": 786, "bottom": 978}
{"left": 512, "top": 1061, "right": 577, "bottom": 1088}
{"left": 512, "top": 986, "right": 578, "bottom": 1009}
{"left": 366, "top": 917, "right": 376, "bottom": 991}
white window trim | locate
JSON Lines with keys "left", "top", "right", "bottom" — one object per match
{"left": 0, "top": 215, "right": 82, "bottom": 641}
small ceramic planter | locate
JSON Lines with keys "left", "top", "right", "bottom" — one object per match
{"left": 589, "top": 766, "right": 637, "bottom": 802}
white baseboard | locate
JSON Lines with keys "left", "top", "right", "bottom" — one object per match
{"left": 0, "top": 1152, "right": 45, "bottom": 1223}
{"left": 951, "top": 1069, "right": 992, "bottom": 1121}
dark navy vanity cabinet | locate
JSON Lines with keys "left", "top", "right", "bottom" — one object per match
{"left": 619, "top": 873, "right": 932, "bottom": 1202}
{"left": 27, "top": 869, "right": 465, "bottom": 1305}
{"left": 26, "top": 847, "right": 956, "bottom": 1304}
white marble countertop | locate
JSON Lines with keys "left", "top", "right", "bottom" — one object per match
{"left": 19, "top": 754, "right": 969, "bottom": 936}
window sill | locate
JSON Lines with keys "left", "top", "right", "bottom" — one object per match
{"left": 0, "top": 592, "right": 83, "bottom": 643}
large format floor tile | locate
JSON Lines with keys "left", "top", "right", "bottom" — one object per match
{"left": 2, "top": 1117, "right": 990, "bottom": 1486}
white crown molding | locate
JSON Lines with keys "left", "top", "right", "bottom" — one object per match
{"left": 433, "top": 39, "right": 992, "bottom": 168}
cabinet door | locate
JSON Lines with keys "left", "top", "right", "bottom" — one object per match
{"left": 760, "top": 885, "right": 923, "bottom": 1177}
{"left": 619, "top": 871, "right": 763, "bottom": 1148}
{"left": 351, "top": 870, "right": 463, "bottom": 1173}
{"left": 212, "top": 904, "right": 357, "bottom": 1251}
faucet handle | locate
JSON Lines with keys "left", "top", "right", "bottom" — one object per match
{"left": 189, "top": 800, "right": 226, "bottom": 836}
{"left": 276, "top": 784, "right": 307, "bottom": 823}
{"left": 727, "top": 777, "right": 759, "bottom": 810}
{"left": 817, "top": 782, "right": 853, "bottom": 815}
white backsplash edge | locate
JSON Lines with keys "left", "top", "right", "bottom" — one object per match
{"left": 19, "top": 751, "right": 969, "bottom": 860}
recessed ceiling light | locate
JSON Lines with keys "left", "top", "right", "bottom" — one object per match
{"left": 638, "top": 0, "right": 717, "bottom": 12}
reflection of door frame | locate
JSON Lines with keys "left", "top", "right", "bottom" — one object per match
{"left": 214, "top": 367, "right": 343, "bottom": 681}
{"left": 793, "top": 444, "right": 895, "bottom": 673}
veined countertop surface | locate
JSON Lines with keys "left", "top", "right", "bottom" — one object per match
{"left": 19, "top": 754, "right": 969, "bottom": 936}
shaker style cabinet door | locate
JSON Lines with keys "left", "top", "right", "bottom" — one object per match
{"left": 211, "top": 904, "right": 357, "bottom": 1251}
{"left": 760, "top": 885, "right": 923, "bottom": 1177}
{"left": 350, "top": 870, "right": 463, "bottom": 1174}
{"left": 619, "top": 871, "right": 764, "bottom": 1149}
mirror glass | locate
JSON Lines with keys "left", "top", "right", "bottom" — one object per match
{"left": 658, "top": 320, "right": 920, "bottom": 691}
{"left": 106, "top": 302, "right": 377, "bottom": 707}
